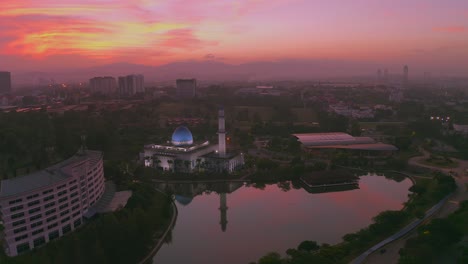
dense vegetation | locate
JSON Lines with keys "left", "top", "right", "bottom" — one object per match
{"left": 399, "top": 200, "right": 468, "bottom": 264}
{"left": 0, "top": 184, "right": 173, "bottom": 264}
{"left": 251, "top": 172, "right": 456, "bottom": 264}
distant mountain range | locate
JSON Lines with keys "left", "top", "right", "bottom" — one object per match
{"left": 11, "top": 59, "right": 386, "bottom": 86}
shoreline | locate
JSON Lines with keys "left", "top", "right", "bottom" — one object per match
{"left": 138, "top": 189, "right": 179, "bottom": 264}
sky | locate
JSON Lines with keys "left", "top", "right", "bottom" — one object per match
{"left": 1, "top": 0, "right": 468, "bottom": 74}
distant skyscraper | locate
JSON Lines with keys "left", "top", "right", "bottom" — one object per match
{"left": 176, "top": 79, "right": 197, "bottom": 99}
{"left": 118, "top": 74, "right": 144, "bottom": 97}
{"left": 383, "top": 69, "right": 389, "bottom": 83}
{"left": 403, "top": 65, "right": 409, "bottom": 88}
{"left": 0, "top": 71, "right": 12, "bottom": 94}
{"left": 89, "top": 76, "right": 116, "bottom": 95}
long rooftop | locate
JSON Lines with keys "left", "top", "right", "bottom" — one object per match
{"left": 0, "top": 150, "right": 102, "bottom": 199}
{"left": 292, "top": 132, "right": 397, "bottom": 151}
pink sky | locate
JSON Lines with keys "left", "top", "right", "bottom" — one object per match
{"left": 1, "top": 0, "right": 468, "bottom": 73}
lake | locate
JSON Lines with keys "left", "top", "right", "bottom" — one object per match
{"left": 153, "top": 173, "right": 412, "bottom": 264}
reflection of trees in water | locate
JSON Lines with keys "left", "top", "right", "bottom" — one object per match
{"left": 277, "top": 181, "right": 291, "bottom": 192}
{"left": 156, "top": 181, "right": 244, "bottom": 199}
{"left": 164, "top": 228, "right": 173, "bottom": 245}
{"left": 383, "top": 173, "right": 406, "bottom": 182}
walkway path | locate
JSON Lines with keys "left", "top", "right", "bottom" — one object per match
{"left": 357, "top": 149, "right": 468, "bottom": 264}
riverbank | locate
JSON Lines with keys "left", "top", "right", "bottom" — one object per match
{"left": 363, "top": 149, "right": 468, "bottom": 264}
{"left": 251, "top": 170, "right": 456, "bottom": 264}
{"left": 138, "top": 189, "right": 178, "bottom": 264}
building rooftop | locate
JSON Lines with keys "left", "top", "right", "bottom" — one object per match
{"left": 0, "top": 150, "right": 102, "bottom": 199}
{"left": 307, "top": 143, "right": 398, "bottom": 151}
{"left": 292, "top": 132, "right": 375, "bottom": 146}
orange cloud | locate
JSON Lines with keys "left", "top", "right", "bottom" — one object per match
{"left": 159, "top": 29, "right": 218, "bottom": 50}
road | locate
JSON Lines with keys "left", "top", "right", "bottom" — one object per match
{"left": 362, "top": 150, "right": 468, "bottom": 264}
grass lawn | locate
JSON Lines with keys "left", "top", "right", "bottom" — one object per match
{"left": 422, "top": 159, "right": 459, "bottom": 169}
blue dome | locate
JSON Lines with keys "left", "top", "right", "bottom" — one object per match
{"left": 171, "top": 126, "right": 193, "bottom": 146}
{"left": 175, "top": 195, "right": 193, "bottom": 206}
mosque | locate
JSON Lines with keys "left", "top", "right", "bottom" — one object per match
{"left": 141, "top": 107, "right": 244, "bottom": 173}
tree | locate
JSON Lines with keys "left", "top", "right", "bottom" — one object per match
{"left": 297, "top": 240, "right": 320, "bottom": 252}
{"left": 257, "top": 252, "right": 283, "bottom": 264}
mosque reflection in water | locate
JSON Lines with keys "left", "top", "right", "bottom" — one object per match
{"left": 155, "top": 181, "right": 244, "bottom": 232}
{"left": 154, "top": 173, "right": 380, "bottom": 233}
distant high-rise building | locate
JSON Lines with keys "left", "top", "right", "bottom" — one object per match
{"left": 89, "top": 76, "right": 116, "bottom": 95}
{"left": 0, "top": 71, "right": 12, "bottom": 94}
{"left": 377, "top": 69, "right": 382, "bottom": 82}
{"left": 118, "top": 74, "right": 144, "bottom": 97}
{"left": 403, "top": 65, "right": 409, "bottom": 88}
{"left": 176, "top": 79, "right": 197, "bottom": 99}
{"left": 383, "top": 69, "right": 389, "bottom": 83}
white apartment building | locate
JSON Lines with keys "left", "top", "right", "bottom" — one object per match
{"left": 0, "top": 150, "right": 105, "bottom": 256}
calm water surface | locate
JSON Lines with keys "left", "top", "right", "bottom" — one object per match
{"left": 153, "top": 174, "right": 412, "bottom": 264}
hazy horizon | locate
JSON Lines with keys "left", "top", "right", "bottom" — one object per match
{"left": 1, "top": 0, "right": 468, "bottom": 78}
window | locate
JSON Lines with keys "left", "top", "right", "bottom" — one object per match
{"left": 44, "top": 202, "right": 55, "bottom": 209}
{"left": 71, "top": 205, "right": 79, "bottom": 211}
{"left": 33, "top": 237, "right": 45, "bottom": 247}
{"left": 60, "top": 210, "right": 69, "bottom": 217}
{"left": 45, "top": 209, "right": 56, "bottom": 216}
{"left": 12, "top": 220, "right": 26, "bottom": 227}
{"left": 61, "top": 217, "right": 70, "bottom": 223}
{"left": 57, "top": 184, "right": 66, "bottom": 190}
{"left": 62, "top": 224, "right": 71, "bottom": 234}
{"left": 72, "top": 211, "right": 81, "bottom": 218}
{"left": 47, "top": 222, "right": 58, "bottom": 229}
{"left": 31, "top": 221, "right": 43, "bottom": 229}
{"left": 29, "top": 207, "right": 41, "bottom": 214}
{"left": 59, "top": 203, "right": 68, "bottom": 210}
{"left": 71, "top": 198, "right": 79, "bottom": 205}
{"left": 70, "top": 192, "right": 78, "bottom": 198}
{"left": 13, "top": 226, "right": 27, "bottom": 234}
{"left": 10, "top": 205, "right": 24, "bottom": 212}
{"left": 43, "top": 189, "right": 53, "bottom": 195}
{"left": 58, "top": 197, "right": 68, "bottom": 204}
{"left": 28, "top": 200, "right": 40, "bottom": 207}
{"left": 32, "top": 228, "right": 44, "bottom": 236}
{"left": 16, "top": 242, "right": 30, "bottom": 254}
{"left": 11, "top": 212, "right": 24, "bottom": 219}
{"left": 69, "top": 179, "right": 77, "bottom": 185}
{"left": 27, "top": 194, "right": 39, "bottom": 200}
{"left": 69, "top": 185, "right": 78, "bottom": 191}
{"left": 30, "top": 214, "right": 42, "bottom": 222}
{"left": 48, "top": 230, "right": 59, "bottom": 241}
{"left": 46, "top": 216, "right": 57, "bottom": 223}
{"left": 43, "top": 195, "right": 54, "bottom": 202}
{"left": 57, "top": 190, "right": 67, "bottom": 197}
{"left": 73, "top": 218, "right": 82, "bottom": 228}
{"left": 9, "top": 198, "right": 22, "bottom": 205}
{"left": 15, "top": 234, "right": 28, "bottom": 242}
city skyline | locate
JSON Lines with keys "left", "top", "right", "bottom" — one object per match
{"left": 1, "top": 0, "right": 468, "bottom": 75}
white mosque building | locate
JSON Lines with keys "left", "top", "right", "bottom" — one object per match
{"left": 141, "top": 107, "right": 244, "bottom": 173}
